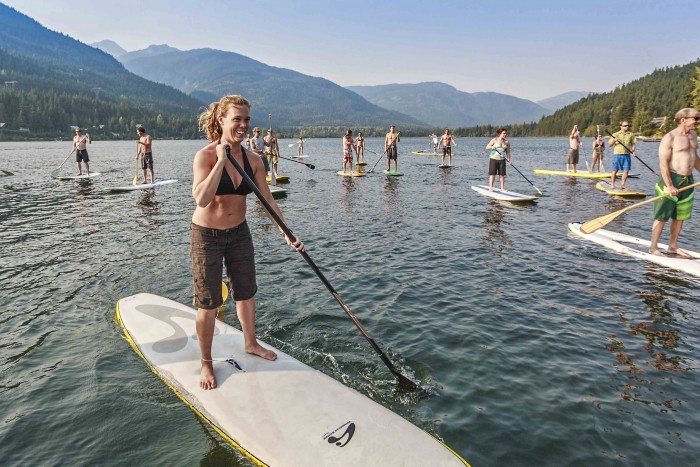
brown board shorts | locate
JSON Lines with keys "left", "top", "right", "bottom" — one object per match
{"left": 190, "top": 220, "right": 257, "bottom": 309}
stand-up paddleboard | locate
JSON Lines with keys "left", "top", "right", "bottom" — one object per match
{"left": 471, "top": 185, "right": 538, "bottom": 202}
{"left": 116, "top": 293, "right": 469, "bottom": 466}
{"left": 438, "top": 165, "right": 451, "bottom": 169}
{"left": 568, "top": 222, "right": 700, "bottom": 277}
{"left": 56, "top": 172, "right": 101, "bottom": 180}
{"left": 533, "top": 169, "right": 640, "bottom": 179}
{"left": 595, "top": 181, "right": 647, "bottom": 198}
{"left": 292, "top": 155, "right": 309, "bottom": 158}
{"left": 337, "top": 170, "right": 366, "bottom": 177}
{"left": 356, "top": 161, "right": 368, "bottom": 166}
{"left": 106, "top": 179, "right": 178, "bottom": 193}
{"left": 384, "top": 170, "right": 403, "bottom": 176}
{"left": 266, "top": 175, "right": 290, "bottom": 183}
{"left": 412, "top": 151, "right": 438, "bottom": 156}
{"left": 269, "top": 184, "right": 287, "bottom": 196}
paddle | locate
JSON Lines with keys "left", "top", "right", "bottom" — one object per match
{"left": 287, "top": 143, "right": 295, "bottom": 147}
{"left": 494, "top": 147, "right": 543, "bottom": 195}
{"left": 368, "top": 132, "right": 400, "bottom": 173}
{"left": 579, "top": 181, "right": 700, "bottom": 234}
{"left": 1, "top": 169, "right": 14, "bottom": 176}
{"left": 224, "top": 145, "right": 418, "bottom": 389}
{"left": 605, "top": 129, "right": 658, "bottom": 176}
{"left": 51, "top": 135, "right": 87, "bottom": 177}
{"left": 278, "top": 155, "right": 315, "bottom": 169}
{"left": 133, "top": 141, "right": 139, "bottom": 185}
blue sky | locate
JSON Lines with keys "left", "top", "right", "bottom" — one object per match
{"left": 4, "top": 0, "right": 698, "bottom": 101}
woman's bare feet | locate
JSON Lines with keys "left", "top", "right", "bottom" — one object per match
{"left": 668, "top": 248, "right": 692, "bottom": 258}
{"left": 246, "top": 342, "right": 277, "bottom": 361}
{"left": 200, "top": 359, "right": 217, "bottom": 390}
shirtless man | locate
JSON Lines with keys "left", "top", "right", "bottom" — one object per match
{"left": 250, "top": 127, "right": 270, "bottom": 176}
{"left": 136, "top": 127, "right": 154, "bottom": 184}
{"left": 73, "top": 128, "right": 91, "bottom": 175}
{"left": 566, "top": 125, "right": 582, "bottom": 173}
{"left": 297, "top": 135, "right": 305, "bottom": 157}
{"left": 342, "top": 130, "right": 356, "bottom": 172}
{"left": 649, "top": 108, "right": 700, "bottom": 257}
{"left": 439, "top": 128, "right": 457, "bottom": 166}
{"left": 264, "top": 128, "right": 280, "bottom": 178}
{"left": 384, "top": 124, "right": 400, "bottom": 172}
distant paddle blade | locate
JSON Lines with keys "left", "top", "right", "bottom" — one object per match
{"left": 1, "top": 169, "right": 14, "bottom": 176}
{"left": 221, "top": 281, "right": 229, "bottom": 303}
{"left": 309, "top": 164, "right": 315, "bottom": 170}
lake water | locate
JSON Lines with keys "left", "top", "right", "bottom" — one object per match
{"left": 1, "top": 136, "right": 699, "bottom": 466}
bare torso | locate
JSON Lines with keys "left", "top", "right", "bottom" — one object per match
{"left": 663, "top": 128, "right": 699, "bottom": 175}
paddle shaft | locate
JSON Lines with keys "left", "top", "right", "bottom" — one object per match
{"left": 580, "top": 181, "right": 700, "bottom": 234}
{"left": 494, "top": 147, "right": 542, "bottom": 195}
{"left": 52, "top": 135, "right": 87, "bottom": 176}
{"left": 278, "top": 154, "right": 315, "bottom": 169}
{"left": 368, "top": 132, "right": 400, "bottom": 173}
{"left": 133, "top": 141, "right": 139, "bottom": 185}
{"left": 605, "top": 129, "right": 658, "bottom": 176}
{"left": 224, "top": 146, "right": 418, "bottom": 389}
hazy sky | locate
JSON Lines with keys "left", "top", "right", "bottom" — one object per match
{"left": 4, "top": 0, "right": 698, "bottom": 101}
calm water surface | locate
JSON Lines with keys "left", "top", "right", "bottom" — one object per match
{"left": 1, "top": 137, "right": 699, "bottom": 466}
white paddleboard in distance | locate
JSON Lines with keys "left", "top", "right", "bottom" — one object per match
{"left": 568, "top": 222, "right": 700, "bottom": 277}
{"left": 471, "top": 185, "right": 537, "bottom": 202}
{"left": 56, "top": 172, "right": 101, "bottom": 180}
{"left": 106, "top": 179, "right": 178, "bottom": 192}
{"left": 116, "top": 293, "right": 469, "bottom": 467}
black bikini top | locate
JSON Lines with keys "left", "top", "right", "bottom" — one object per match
{"left": 216, "top": 147, "right": 255, "bottom": 196}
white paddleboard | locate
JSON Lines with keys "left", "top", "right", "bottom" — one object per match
{"left": 568, "top": 222, "right": 700, "bottom": 277}
{"left": 56, "top": 172, "right": 101, "bottom": 180}
{"left": 106, "top": 179, "right": 178, "bottom": 192}
{"left": 269, "top": 184, "right": 287, "bottom": 196}
{"left": 116, "top": 293, "right": 468, "bottom": 466}
{"left": 292, "top": 155, "right": 309, "bottom": 158}
{"left": 471, "top": 185, "right": 537, "bottom": 202}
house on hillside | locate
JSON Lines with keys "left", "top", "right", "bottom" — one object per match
{"left": 650, "top": 117, "right": 666, "bottom": 129}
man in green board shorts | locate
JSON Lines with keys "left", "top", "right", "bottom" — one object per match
{"left": 650, "top": 108, "right": 700, "bottom": 257}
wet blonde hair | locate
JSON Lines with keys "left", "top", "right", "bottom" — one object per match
{"left": 675, "top": 107, "right": 699, "bottom": 124}
{"left": 198, "top": 95, "right": 251, "bottom": 142}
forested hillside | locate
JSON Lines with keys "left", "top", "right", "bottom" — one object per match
{"left": 0, "top": 4, "right": 202, "bottom": 140}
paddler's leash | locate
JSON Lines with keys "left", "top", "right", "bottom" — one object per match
{"left": 494, "top": 147, "right": 543, "bottom": 195}
{"left": 224, "top": 145, "right": 419, "bottom": 389}
{"left": 368, "top": 132, "right": 400, "bottom": 173}
{"left": 604, "top": 128, "right": 658, "bottom": 176}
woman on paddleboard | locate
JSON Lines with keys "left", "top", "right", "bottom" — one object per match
{"left": 486, "top": 128, "right": 511, "bottom": 191}
{"left": 355, "top": 131, "right": 365, "bottom": 163}
{"left": 192, "top": 95, "right": 303, "bottom": 390}
{"left": 591, "top": 135, "right": 605, "bottom": 172}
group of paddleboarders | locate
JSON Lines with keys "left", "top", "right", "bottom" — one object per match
{"left": 192, "top": 95, "right": 304, "bottom": 390}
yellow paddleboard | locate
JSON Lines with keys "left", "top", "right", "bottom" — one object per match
{"left": 266, "top": 175, "right": 290, "bottom": 183}
{"left": 337, "top": 170, "right": 365, "bottom": 177}
{"left": 595, "top": 181, "right": 646, "bottom": 198}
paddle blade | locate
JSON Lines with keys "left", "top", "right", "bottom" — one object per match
{"left": 579, "top": 211, "right": 623, "bottom": 234}
{"left": 309, "top": 164, "right": 316, "bottom": 170}
{"left": 132, "top": 176, "right": 138, "bottom": 186}
{"left": 395, "top": 372, "right": 420, "bottom": 390}
{"left": 221, "top": 281, "right": 229, "bottom": 303}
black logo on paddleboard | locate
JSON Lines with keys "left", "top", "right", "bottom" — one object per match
{"left": 322, "top": 421, "right": 355, "bottom": 448}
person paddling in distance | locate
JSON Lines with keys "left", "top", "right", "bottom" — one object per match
{"left": 385, "top": 124, "right": 400, "bottom": 172}
{"left": 136, "top": 127, "right": 154, "bottom": 184}
{"left": 486, "top": 128, "right": 511, "bottom": 191}
{"left": 591, "top": 134, "right": 605, "bottom": 173}
{"left": 342, "top": 129, "right": 357, "bottom": 172}
{"left": 566, "top": 124, "right": 582, "bottom": 173}
{"left": 250, "top": 127, "right": 270, "bottom": 177}
{"left": 649, "top": 108, "right": 700, "bottom": 257}
{"left": 297, "top": 135, "right": 305, "bottom": 157}
{"left": 264, "top": 128, "right": 281, "bottom": 178}
{"left": 608, "top": 120, "right": 637, "bottom": 190}
{"left": 355, "top": 131, "right": 365, "bottom": 163}
{"left": 73, "top": 128, "right": 91, "bottom": 175}
{"left": 192, "top": 95, "right": 304, "bottom": 390}
{"left": 439, "top": 127, "right": 457, "bottom": 166}
{"left": 430, "top": 132, "right": 439, "bottom": 153}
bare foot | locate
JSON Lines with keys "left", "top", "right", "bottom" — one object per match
{"left": 649, "top": 249, "right": 665, "bottom": 257}
{"left": 668, "top": 248, "right": 692, "bottom": 258}
{"left": 246, "top": 342, "right": 277, "bottom": 361}
{"left": 200, "top": 360, "right": 217, "bottom": 390}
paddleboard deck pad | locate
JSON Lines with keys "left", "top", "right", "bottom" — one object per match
{"left": 337, "top": 170, "right": 366, "bottom": 177}
{"left": 116, "top": 293, "right": 468, "bottom": 466}
{"left": 533, "top": 169, "right": 639, "bottom": 179}
{"left": 56, "top": 172, "right": 101, "bottom": 180}
{"left": 106, "top": 179, "right": 178, "bottom": 192}
{"left": 384, "top": 170, "right": 404, "bottom": 176}
{"left": 568, "top": 222, "right": 700, "bottom": 277}
{"left": 595, "top": 181, "right": 646, "bottom": 198}
{"left": 471, "top": 185, "right": 538, "bottom": 202}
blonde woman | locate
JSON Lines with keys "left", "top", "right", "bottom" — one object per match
{"left": 192, "top": 95, "right": 303, "bottom": 390}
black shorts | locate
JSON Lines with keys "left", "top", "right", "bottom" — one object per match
{"left": 442, "top": 146, "right": 452, "bottom": 156}
{"left": 489, "top": 158, "right": 506, "bottom": 175}
{"left": 140, "top": 152, "right": 154, "bottom": 169}
{"left": 387, "top": 146, "right": 398, "bottom": 160}
{"left": 76, "top": 149, "right": 89, "bottom": 163}
{"left": 190, "top": 221, "right": 257, "bottom": 309}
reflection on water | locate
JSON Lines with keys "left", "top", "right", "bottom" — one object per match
{"left": 138, "top": 190, "right": 161, "bottom": 218}
{"left": 74, "top": 179, "right": 95, "bottom": 197}
{"left": 383, "top": 176, "right": 399, "bottom": 206}
{"left": 481, "top": 201, "right": 511, "bottom": 256}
